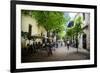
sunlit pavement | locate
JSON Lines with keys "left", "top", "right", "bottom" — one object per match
{"left": 22, "top": 46, "right": 90, "bottom": 63}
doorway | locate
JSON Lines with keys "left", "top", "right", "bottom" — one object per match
{"left": 82, "top": 34, "right": 87, "bottom": 49}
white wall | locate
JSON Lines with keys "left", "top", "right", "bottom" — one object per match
{"left": 21, "top": 14, "right": 47, "bottom": 43}
{"left": 21, "top": 14, "right": 46, "bottom": 36}
{"left": 0, "top": 0, "right": 99, "bottom": 73}
{"left": 21, "top": 14, "right": 38, "bottom": 35}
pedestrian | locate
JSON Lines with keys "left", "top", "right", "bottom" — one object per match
{"left": 48, "top": 42, "right": 53, "bottom": 56}
{"left": 67, "top": 40, "right": 70, "bottom": 50}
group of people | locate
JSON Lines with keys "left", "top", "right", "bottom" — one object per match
{"left": 25, "top": 39, "right": 56, "bottom": 56}
{"left": 22, "top": 37, "right": 71, "bottom": 56}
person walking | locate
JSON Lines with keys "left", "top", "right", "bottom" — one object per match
{"left": 67, "top": 40, "right": 70, "bottom": 50}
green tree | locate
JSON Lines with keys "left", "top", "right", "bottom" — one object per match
{"left": 66, "top": 14, "right": 84, "bottom": 52}
{"left": 22, "top": 10, "right": 70, "bottom": 39}
{"left": 32, "top": 11, "right": 66, "bottom": 31}
{"left": 74, "top": 15, "right": 83, "bottom": 52}
{"left": 31, "top": 11, "right": 68, "bottom": 39}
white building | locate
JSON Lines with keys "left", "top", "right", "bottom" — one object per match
{"left": 78, "top": 13, "right": 90, "bottom": 50}
{"left": 21, "top": 13, "right": 47, "bottom": 48}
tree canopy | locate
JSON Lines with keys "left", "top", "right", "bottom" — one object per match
{"left": 66, "top": 14, "right": 84, "bottom": 39}
{"left": 21, "top": 10, "right": 84, "bottom": 39}
{"left": 31, "top": 11, "right": 67, "bottom": 33}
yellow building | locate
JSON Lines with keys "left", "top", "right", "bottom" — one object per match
{"left": 21, "top": 14, "right": 47, "bottom": 48}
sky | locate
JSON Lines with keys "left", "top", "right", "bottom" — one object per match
{"left": 64, "top": 12, "right": 77, "bottom": 28}
{"left": 64, "top": 12, "right": 77, "bottom": 20}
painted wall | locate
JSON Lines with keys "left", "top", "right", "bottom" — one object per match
{"left": 21, "top": 14, "right": 46, "bottom": 36}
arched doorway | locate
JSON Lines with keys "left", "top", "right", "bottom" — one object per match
{"left": 82, "top": 34, "right": 87, "bottom": 49}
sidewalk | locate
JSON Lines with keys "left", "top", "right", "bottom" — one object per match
{"left": 66, "top": 46, "right": 90, "bottom": 54}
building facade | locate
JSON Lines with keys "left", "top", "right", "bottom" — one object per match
{"left": 78, "top": 13, "right": 90, "bottom": 50}
{"left": 21, "top": 14, "right": 47, "bottom": 48}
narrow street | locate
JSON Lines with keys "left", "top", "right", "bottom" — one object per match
{"left": 21, "top": 11, "right": 90, "bottom": 63}
{"left": 22, "top": 46, "right": 90, "bottom": 63}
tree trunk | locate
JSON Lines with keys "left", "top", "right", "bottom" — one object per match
{"left": 76, "top": 35, "right": 78, "bottom": 53}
